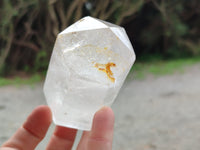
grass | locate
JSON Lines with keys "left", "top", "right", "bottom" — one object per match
{"left": 129, "top": 56, "right": 200, "bottom": 80}
{"left": 0, "top": 57, "right": 200, "bottom": 86}
{"left": 0, "top": 74, "right": 42, "bottom": 87}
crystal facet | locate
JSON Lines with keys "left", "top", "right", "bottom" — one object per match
{"left": 43, "top": 16, "right": 136, "bottom": 130}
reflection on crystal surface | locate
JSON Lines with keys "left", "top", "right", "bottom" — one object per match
{"left": 44, "top": 16, "right": 136, "bottom": 130}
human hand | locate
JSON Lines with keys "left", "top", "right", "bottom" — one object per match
{"left": 0, "top": 105, "right": 114, "bottom": 150}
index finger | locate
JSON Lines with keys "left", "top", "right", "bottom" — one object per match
{"left": 1, "top": 105, "right": 52, "bottom": 150}
{"left": 77, "top": 107, "right": 115, "bottom": 150}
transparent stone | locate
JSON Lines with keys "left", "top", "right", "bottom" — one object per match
{"left": 43, "top": 16, "right": 136, "bottom": 130}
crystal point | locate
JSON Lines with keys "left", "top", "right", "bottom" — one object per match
{"left": 43, "top": 16, "right": 136, "bottom": 130}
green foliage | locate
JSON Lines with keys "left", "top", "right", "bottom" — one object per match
{"left": 131, "top": 0, "right": 200, "bottom": 59}
{"left": 0, "top": 0, "right": 200, "bottom": 77}
{"left": 34, "top": 50, "right": 48, "bottom": 72}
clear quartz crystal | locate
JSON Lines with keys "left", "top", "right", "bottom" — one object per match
{"left": 43, "top": 16, "right": 136, "bottom": 130}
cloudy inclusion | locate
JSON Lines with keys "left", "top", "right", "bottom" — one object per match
{"left": 43, "top": 16, "right": 135, "bottom": 130}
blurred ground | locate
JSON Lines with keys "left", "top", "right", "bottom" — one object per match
{"left": 0, "top": 63, "right": 200, "bottom": 150}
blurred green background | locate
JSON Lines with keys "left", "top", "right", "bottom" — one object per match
{"left": 1, "top": 1, "right": 200, "bottom": 149}
{"left": 0, "top": 0, "right": 200, "bottom": 83}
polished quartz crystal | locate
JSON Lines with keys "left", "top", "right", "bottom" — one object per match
{"left": 43, "top": 16, "right": 136, "bottom": 130}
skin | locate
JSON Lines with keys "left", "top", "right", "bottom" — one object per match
{"left": 0, "top": 105, "right": 114, "bottom": 150}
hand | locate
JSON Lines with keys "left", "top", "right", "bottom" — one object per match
{"left": 0, "top": 105, "right": 114, "bottom": 150}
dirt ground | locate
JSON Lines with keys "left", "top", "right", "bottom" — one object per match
{"left": 0, "top": 63, "right": 200, "bottom": 150}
